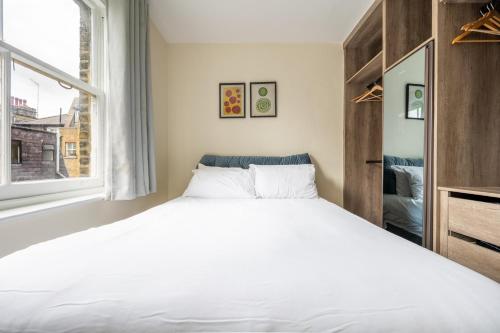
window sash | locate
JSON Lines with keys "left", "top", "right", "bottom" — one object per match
{"left": 0, "top": 1, "right": 106, "bottom": 203}
{"left": 66, "top": 143, "right": 77, "bottom": 157}
{"left": 4, "top": 43, "right": 101, "bottom": 96}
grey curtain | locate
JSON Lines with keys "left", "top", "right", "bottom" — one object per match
{"left": 105, "top": 0, "right": 156, "bottom": 200}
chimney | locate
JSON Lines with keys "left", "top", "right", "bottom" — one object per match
{"left": 23, "top": 99, "right": 27, "bottom": 106}
{"left": 14, "top": 97, "right": 19, "bottom": 106}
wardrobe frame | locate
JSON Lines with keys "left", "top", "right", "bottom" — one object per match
{"left": 343, "top": 0, "right": 499, "bottom": 252}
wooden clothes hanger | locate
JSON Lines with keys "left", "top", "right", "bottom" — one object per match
{"left": 352, "top": 82, "right": 383, "bottom": 103}
{"left": 452, "top": 1, "right": 500, "bottom": 44}
{"left": 352, "top": 84, "right": 383, "bottom": 103}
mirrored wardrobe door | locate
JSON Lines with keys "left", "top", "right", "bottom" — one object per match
{"left": 382, "top": 44, "right": 434, "bottom": 248}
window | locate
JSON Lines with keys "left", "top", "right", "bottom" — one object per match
{"left": 11, "top": 140, "right": 21, "bottom": 164}
{"left": 42, "top": 144, "right": 55, "bottom": 161}
{"left": 66, "top": 142, "right": 77, "bottom": 157}
{"left": 0, "top": 0, "right": 105, "bottom": 203}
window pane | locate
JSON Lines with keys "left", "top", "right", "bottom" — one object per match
{"left": 10, "top": 61, "right": 94, "bottom": 182}
{"left": 3, "top": 0, "right": 92, "bottom": 81}
{"left": 11, "top": 140, "right": 22, "bottom": 164}
{"left": 42, "top": 145, "right": 55, "bottom": 161}
{"left": 65, "top": 142, "right": 77, "bottom": 157}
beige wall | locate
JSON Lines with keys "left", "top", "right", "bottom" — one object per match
{"left": 165, "top": 43, "right": 344, "bottom": 204}
{"left": 0, "top": 23, "right": 169, "bottom": 258}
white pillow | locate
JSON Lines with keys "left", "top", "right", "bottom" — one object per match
{"left": 390, "top": 165, "right": 412, "bottom": 197}
{"left": 183, "top": 168, "right": 256, "bottom": 198}
{"left": 250, "top": 164, "right": 318, "bottom": 199}
{"left": 401, "top": 166, "right": 424, "bottom": 200}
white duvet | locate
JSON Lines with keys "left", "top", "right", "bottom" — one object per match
{"left": 0, "top": 198, "right": 499, "bottom": 332}
{"left": 383, "top": 194, "right": 423, "bottom": 236}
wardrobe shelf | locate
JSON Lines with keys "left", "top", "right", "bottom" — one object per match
{"left": 344, "top": 0, "right": 383, "bottom": 80}
{"left": 345, "top": 51, "right": 383, "bottom": 85}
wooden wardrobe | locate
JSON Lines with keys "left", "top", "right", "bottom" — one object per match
{"left": 343, "top": 0, "right": 500, "bottom": 252}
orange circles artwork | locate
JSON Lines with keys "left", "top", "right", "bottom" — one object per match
{"left": 219, "top": 83, "right": 245, "bottom": 118}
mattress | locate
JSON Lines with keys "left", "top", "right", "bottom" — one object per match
{"left": 0, "top": 198, "right": 499, "bottom": 332}
{"left": 383, "top": 194, "right": 423, "bottom": 236}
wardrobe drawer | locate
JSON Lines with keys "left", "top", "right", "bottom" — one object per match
{"left": 448, "top": 197, "right": 500, "bottom": 246}
{"left": 448, "top": 235, "right": 500, "bottom": 282}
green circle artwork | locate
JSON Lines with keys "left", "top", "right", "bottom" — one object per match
{"left": 412, "top": 101, "right": 424, "bottom": 110}
{"left": 256, "top": 98, "right": 272, "bottom": 113}
{"left": 258, "top": 87, "right": 268, "bottom": 97}
{"left": 415, "top": 89, "right": 423, "bottom": 99}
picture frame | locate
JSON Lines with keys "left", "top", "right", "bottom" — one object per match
{"left": 406, "top": 83, "right": 425, "bottom": 120}
{"left": 219, "top": 83, "right": 246, "bottom": 119}
{"left": 250, "top": 82, "right": 277, "bottom": 118}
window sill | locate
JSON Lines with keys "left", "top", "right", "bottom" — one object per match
{"left": 0, "top": 188, "right": 105, "bottom": 221}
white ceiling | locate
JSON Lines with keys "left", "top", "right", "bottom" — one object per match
{"left": 150, "top": 0, "right": 375, "bottom": 43}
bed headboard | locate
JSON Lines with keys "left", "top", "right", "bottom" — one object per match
{"left": 199, "top": 153, "right": 312, "bottom": 169}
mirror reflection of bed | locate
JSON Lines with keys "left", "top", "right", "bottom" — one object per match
{"left": 383, "top": 156, "right": 424, "bottom": 245}
{"left": 383, "top": 48, "right": 426, "bottom": 246}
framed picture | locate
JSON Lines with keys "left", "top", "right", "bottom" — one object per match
{"left": 406, "top": 84, "right": 425, "bottom": 120}
{"left": 250, "top": 82, "right": 277, "bottom": 118}
{"left": 219, "top": 83, "right": 245, "bottom": 118}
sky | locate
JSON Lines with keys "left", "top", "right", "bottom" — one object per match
{"left": 4, "top": 0, "right": 82, "bottom": 118}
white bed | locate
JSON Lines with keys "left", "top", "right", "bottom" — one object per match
{"left": 0, "top": 198, "right": 499, "bottom": 332}
{"left": 383, "top": 194, "right": 423, "bottom": 236}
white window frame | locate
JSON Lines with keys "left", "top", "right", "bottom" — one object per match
{"left": 0, "top": 0, "right": 106, "bottom": 209}
{"left": 65, "top": 142, "right": 77, "bottom": 157}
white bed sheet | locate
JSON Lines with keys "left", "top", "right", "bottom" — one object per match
{"left": 0, "top": 198, "right": 499, "bottom": 332}
{"left": 383, "top": 194, "right": 423, "bottom": 236}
